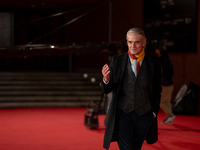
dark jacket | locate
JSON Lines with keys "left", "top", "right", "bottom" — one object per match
{"left": 160, "top": 51, "right": 174, "bottom": 86}
{"left": 101, "top": 52, "right": 162, "bottom": 149}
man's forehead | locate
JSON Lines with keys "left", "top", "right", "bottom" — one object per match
{"left": 127, "top": 32, "right": 143, "bottom": 37}
{"left": 127, "top": 33, "right": 143, "bottom": 41}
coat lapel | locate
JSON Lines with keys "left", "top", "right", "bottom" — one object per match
{"left": 118, "top": 53, "right": 155, "bottom": 81}
{"left": 145, "top": 53, "right": 155, "bottom": 78}
{"left": 119, "top": 53, "right": 128, "bottom": 81}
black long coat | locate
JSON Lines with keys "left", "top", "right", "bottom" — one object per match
{"left": 102, "top": 52, "right": 162, "bottom": 149}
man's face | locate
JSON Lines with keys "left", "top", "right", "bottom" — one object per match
{"left": 127, "top": 32, "right": 146, "bottom": 55}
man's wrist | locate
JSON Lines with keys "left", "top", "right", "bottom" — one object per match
{"left": 103, "top": 78, "right": 109, "bottom": 84}
{"left": 153, "top": 112, "right": 156, "bottom": 118}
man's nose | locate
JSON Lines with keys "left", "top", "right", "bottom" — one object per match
{"left": 131, "top": 43, "right": 136, "bottom": 47}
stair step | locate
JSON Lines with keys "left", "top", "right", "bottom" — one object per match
{"left": 0, "top": 96, "right": 100, "bottom": 101}
{"left": 0, "top": 101, "right": 99, "bottom": 108}
{"left": 0, "top": 71, "right": 103, "bottom": 108}
{"left": 0, "top": 91, "right": 101, "bottom": 95}
{"left": 0, "top": 86, "right": 101, "bottom": 90}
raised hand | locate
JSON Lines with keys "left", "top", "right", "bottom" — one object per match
{"left": 102, "top": 64, "right": 110, "bottom": 83}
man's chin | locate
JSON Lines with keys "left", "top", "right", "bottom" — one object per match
{"left": 129, "top": 50, "right": 138, "bottom": 55}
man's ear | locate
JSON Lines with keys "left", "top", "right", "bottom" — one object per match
{"left": 142, "top": 37, "right": 146, "bottom": 47}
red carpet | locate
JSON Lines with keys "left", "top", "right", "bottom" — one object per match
{"left": 0, "top": 108, "right": 200, "bottom": 150}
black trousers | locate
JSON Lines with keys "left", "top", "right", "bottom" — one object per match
{"left": 116, "top": 109, "right": 154, "bottom": 150}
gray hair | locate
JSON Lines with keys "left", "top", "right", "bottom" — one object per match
{"left": 126, "top": 27, "right": 146, "bottom": 40}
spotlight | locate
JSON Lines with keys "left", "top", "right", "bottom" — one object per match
{"left": 83, "top": 73, "right": 88, "bottom": 78}
{"left": 50, "top": 45, "right": 55, "bottom": 48}
{"left": 91, "top": 78, "right": 96, "bottom": 82}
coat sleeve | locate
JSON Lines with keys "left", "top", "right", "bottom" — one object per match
{"left": 146, "top": 54, "right": 162, "bottom": 115}
{"left": 152, "top": 57, "right": 162, "bottom": 115}
{"left": 146, "top": 55, "right": 162, "bottom": 144}
{"left": 101, "top": 57, "right": 115, "bottom": 94}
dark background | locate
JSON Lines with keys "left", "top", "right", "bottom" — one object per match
{"left": 0, "top": 0, "right": 200, "bottom": 115}
{"left": 144, "top": 0, "right": 197, "bottom": 53}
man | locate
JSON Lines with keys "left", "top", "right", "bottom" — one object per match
{"left": 101, "top": 27, "right": 162, "bottom": 150}
{"left": 155, "top": 47, "right": 175, "bottom": 125}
